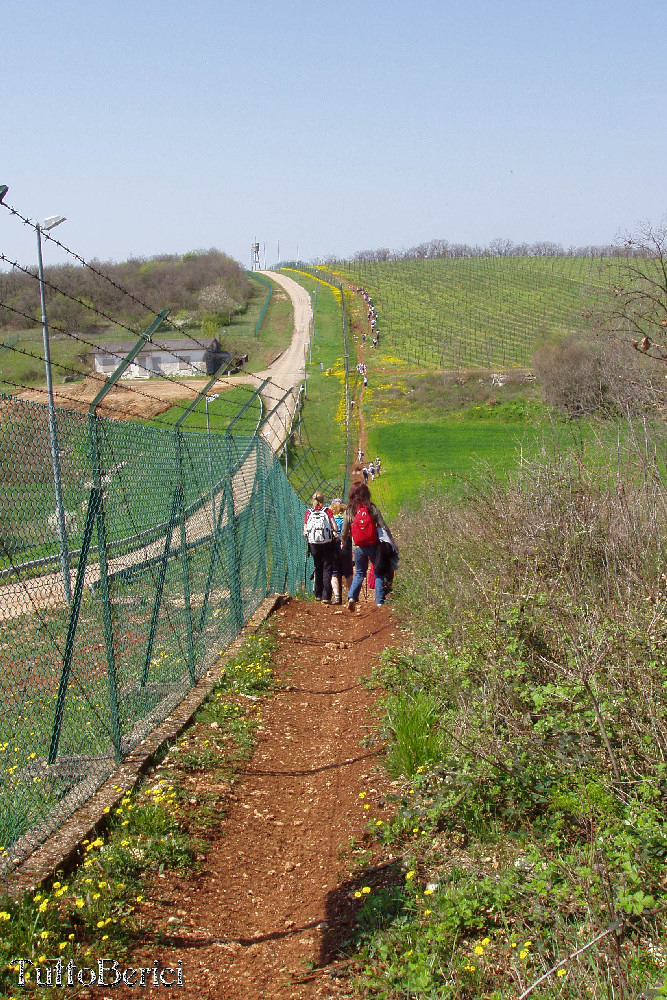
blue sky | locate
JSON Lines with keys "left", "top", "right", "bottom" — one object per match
{"left": 2, "top": 0, "right": 667, "bottom": 269}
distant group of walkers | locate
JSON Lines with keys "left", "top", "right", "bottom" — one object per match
{"left": 303, "top": 483, "right": 398, "bottom": 610}
{"left": 301, "top": 285, "right": 396, "bottom": 610}
{"left": 357, "top": 449, "right": 381, "bottom": 483}
{"left": 356, "top": 287, "right": 380, "bottom": 348}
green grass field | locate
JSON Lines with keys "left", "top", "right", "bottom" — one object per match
{"left": 279, "top": 269, "right": 349, "bottom": 494}
{"left": 366, "top": 418, "right": 542, "bottom": 519}
{"left": 327, "top": 256, "right": 609, "bottom": 369}
{"left": 148, "top": 385, "right": 262, "bottom": 435}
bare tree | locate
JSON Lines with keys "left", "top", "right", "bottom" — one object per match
{"left": 605, "top": 218, "right": 667, "bottom": 363}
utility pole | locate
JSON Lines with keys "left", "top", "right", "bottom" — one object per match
{"left": 37, "top": 214, "right": 72, "bottom": 604}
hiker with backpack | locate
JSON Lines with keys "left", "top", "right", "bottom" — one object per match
{"left": 329, "top": 498, "right": 354, "bottom": 604}
{"left": 303, "top": 491, "right": 338, "bottom": 604}
{"left": 341, "top": 482, "right": 397, "bottom": 611}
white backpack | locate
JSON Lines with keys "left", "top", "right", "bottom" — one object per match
{"left": 306, "top": 508, "right": 333, "bottom": 545}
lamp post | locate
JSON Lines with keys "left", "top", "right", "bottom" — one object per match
{"left": 37, "top": 214, "right": 72, "bottom": 604}
{"left": 205, "top": 393, "right": 219, "bottom": 532}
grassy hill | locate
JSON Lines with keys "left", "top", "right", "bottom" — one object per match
{"left": 328, "top": 256, "right": 608, "bottom": 369}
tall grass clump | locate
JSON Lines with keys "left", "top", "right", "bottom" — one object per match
{"left": 360, "top": 426, "right": 667, "bottom": 998}
{"left": 384, "top": 692, "right": 446, "bottom": 778}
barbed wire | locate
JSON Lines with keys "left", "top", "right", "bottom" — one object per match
{"left": 0, "top": 298, "right": 287, "bottom": 424}
{"left": 1, "top": 198, "right": 232, "bottom": 356}
{"left": 1, "top": 197, "right": 323, "bottom": 487}
{"left": 0, "top": 347, "right": 262, "bottom": 435}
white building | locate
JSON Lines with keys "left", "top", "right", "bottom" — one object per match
{"left": 93, "top": 337, "right": 230, "bottom": 379}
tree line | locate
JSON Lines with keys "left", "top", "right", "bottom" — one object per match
{"left": 0, "top": 249, "right": 252, "bottom": 334}
{"left": 325, "top": 237, "right": 642, "bottom": 264}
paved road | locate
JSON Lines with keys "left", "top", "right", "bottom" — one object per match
{"left": 0, "top": 271, "right": 312, "bottom": 621}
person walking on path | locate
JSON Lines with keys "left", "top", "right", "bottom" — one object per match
{"left": 341, "top": 482, "right": 396, "bottom": 611}
{"left": 303, "top": 491, "right": 338, "bottom": 603}
{"left": 329, "top": 498, "right": 353, "bottom": 604}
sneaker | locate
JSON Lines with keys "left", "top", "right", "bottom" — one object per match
{"left": 347, "top": 598, "right": 355, "bottom": 612}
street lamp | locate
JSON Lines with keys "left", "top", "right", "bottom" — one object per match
{"left": 36, "top": 213, "right": 72, "bottom": 604}
{"left": 205, "top": 394, "right": 219, "bottom": 532}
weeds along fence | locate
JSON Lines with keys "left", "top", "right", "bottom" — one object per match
{"left": 0, "top": 393, "right": 308, "bottom": 871}
{"left": 248, "top": 270, "right": 273, "bottom": 337}
{"left": 281, "top": 265, "right": 352, "bottom": 498}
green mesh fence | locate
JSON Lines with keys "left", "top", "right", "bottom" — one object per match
{"left": 0, "top": 394, "right": 308, "bottom": 871}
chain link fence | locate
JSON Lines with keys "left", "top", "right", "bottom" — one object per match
{"left": 0, "top": 394, "right": 307, "bottom": 871}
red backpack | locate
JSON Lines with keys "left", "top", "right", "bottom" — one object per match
{"left": 351, "top": 504, "right": 378, "bottom": 546}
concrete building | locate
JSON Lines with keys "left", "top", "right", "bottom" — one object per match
{"left": 93, "top": 337, "right": 244, "bottom": 379}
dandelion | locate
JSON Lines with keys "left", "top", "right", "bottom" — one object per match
{"left": 361, "top": 886, "right": 371, "bottom": 894}
{"left": 406, "top": 871, "right": 415, "bottom": 880}
{"left": 557, "top": 969, "right": 567, "bottom": 978}
{"left": 424, "top": 909, "right": 432, "bottom": 916}
{"left": 74, "top": 898, "right": 85, "bottom": 908}
{"left": 424, "top": 889, "right": 433, "bottom": 896}
{"left": 482, "top": 937, "right": 490, "bottom": 945}
{"left": 40, "top": 930, "right": 50, "bottom": 940}
{"left": 519, "top": 949, "right": 529, "bottom": 960}
{"left": 0, "top": 912, "right": 10, "bottom": 921}
{"left": 38, "top": 900, "right": 48, "bottom": 913}
{"left": 102, "top": 934, "right": 109, "bottom": 941}
{"left": 354, "top": 891, "right": 362, "bottom": 898}
{"left": 474, "top": 946, "right": 484, "bottom": 955}
{"left": 96, "top": 920, "right": 105, "bottom": 928}
{"left": 375, "top": 820, "right": 383, "bottom": 827}
{"left": 464, "top": 965, "right": 476, "bottom": 972}
{"left": 358, "top": 792, "right": 366, "bottom": 799}
{"left": 58, "top": 942, "right": 68, "bottom": 951}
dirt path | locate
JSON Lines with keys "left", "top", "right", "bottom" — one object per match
{"left": 106, "top": 595, "right": 397, "bottom": 1000}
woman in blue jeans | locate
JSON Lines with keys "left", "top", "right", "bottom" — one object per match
{"left": 340, "top": 481, "right": 395, "bottom": 611}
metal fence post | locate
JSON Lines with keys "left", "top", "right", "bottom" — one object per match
{"left": 175, "top": 429, "right": 196, "bottom": 687}
{"left": 141, "top": 485, "right": 182, "bottom": 687}
{"left": 48, "top": 487, "right": 102, "bottom": 764}
{"left": 88, "top": 415, "right": 123, "bottom": 761}
{"left": 224, "top": 431, "right": 244, "bottom": 631}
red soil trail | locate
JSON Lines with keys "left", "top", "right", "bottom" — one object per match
{"left": 105, "top": 595, "right": 399, "bottom": 1000}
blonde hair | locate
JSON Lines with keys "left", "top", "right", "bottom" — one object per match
{"left": 330, "top": 500, "right": 346, "bottom": 516}
{"left": 312, "top": 491, "right": 325, "bottom": 505}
